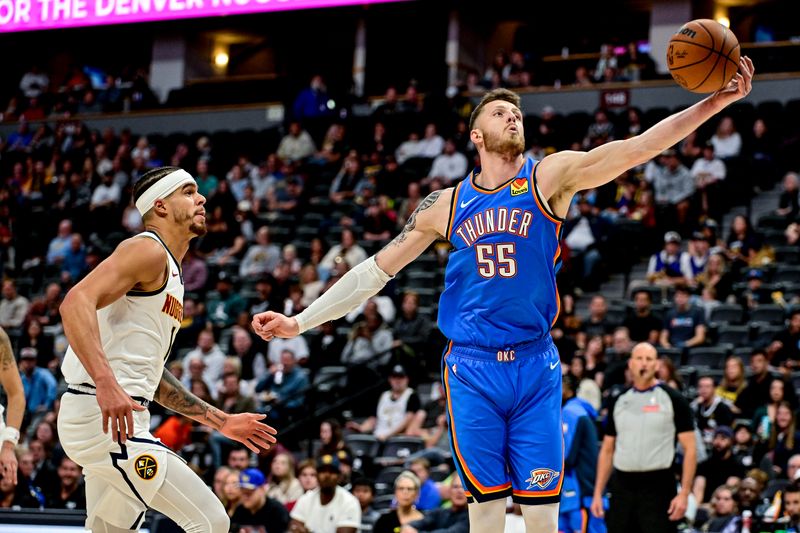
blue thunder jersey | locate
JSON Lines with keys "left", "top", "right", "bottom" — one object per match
{"left": 438, "top": 157, "right": 563, "bottom": 348}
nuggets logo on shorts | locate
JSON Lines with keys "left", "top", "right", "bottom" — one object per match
{"left": 510, "top": 178, "right": 529, "bottom": 196}
{"left": 134, "top": 454, "right": 158, "bottom": 480}
{"left": 525, "top": 468, "right": 559, "bottom": 490}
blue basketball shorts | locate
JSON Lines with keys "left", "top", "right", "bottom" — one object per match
{"left": 441, "top": 336, "right": 564, "bottom": 505}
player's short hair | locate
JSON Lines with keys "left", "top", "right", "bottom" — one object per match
{"left": 132, "top": 166, "right": 183, "bottom": 216}
{"left": 469, "top": 88, "right": 521, "bottom": 131}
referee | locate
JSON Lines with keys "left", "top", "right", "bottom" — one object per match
{"left": 590, "top": 343, "right": 696, "bottom": 533}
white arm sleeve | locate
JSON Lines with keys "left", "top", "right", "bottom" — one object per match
{"left": 294, "top": 255, "right": 392, "bottom": 334}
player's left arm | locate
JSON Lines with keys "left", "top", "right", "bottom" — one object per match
{"left": 154, "top": 369, "right": 277, "bottom": 453}
{"left": 537, "top": 57, "right": 754, "bottom": 217}
{"left": 0, "top": 327, "right": 24, "bottom": 484}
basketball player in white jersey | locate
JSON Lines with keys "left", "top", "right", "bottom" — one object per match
{"left": 0, "top": 326, "right": 25, "bottom": 485}
{"left": 58, "top": 166, "right": 277, "bottom": 532}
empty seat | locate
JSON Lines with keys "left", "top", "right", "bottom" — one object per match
{"left": 374, "top": 465, "right": 405, "bottom": 495}
{"left": 774, "top": 266, "right": 800, "bottom": 285}
{"left": 376, "top": 436, "right": 425, "bottom": 465}
{"left": 753, "top": 325, "right": 784, "bottom": 348}
{"left": 775, "top": 247, "right": 800, "bottom": 264}
{"left": 658, "top": 347, "right": 684, "bottom": 367}
{"left": 372, "top": 494, "right": 395, "bottom": 510}
{"left": 313, "top": 366, "right": 348, "bottom": 393}
{"left": 749, "top": 305, "right": 786, "bottom": 326}
{"left": 686, "top": 346, "right": 730, "bottom": 369}
{"left": 709, "top": 304, "right": 745, "bottom": 326}
{"left": 716, "top": 325, "right": 751, "bottom": 348}
{"left": 344, "top": 434, "right": 381, "bottom": 458}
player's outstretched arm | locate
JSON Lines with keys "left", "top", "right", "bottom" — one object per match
{"left": 538, "top": 56, "right": 754, "bottom": 216}
{"left": 155, "top": 369, "right": 277, "bottom": 453}
{"left": 0, "top": 327, "right": 24, "bottom": 485}
{"left": 60, "top": 237, "right": 169, "bottom": 442}
{"left": 253, "top": 189, "right": 451, "bottom": 341}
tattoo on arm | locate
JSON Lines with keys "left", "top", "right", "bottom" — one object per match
{"left": 155, "top": 369, "right": 227, "bottom": 430}
{"left": 0, "top": 328, "right": 14, "bottom": 372}
{"left": 389, "top": 190, "right": 442, "bottom": 247}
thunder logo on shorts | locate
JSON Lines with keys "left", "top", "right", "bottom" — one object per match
{"left": 135, "top": 454, "right": 158, "bottom": 480}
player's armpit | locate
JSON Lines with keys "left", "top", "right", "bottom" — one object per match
{"left": 376, "top": 188, "right": 452, "bottom": 276}
{"left": 154, "top": 369, "right": 227, "bottom": 430}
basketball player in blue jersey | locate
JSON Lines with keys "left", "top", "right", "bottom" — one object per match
{"left": 254, "top": 56, "right": 755, "bottom": 533}
{"left": 58, "top": 166, "right": 277, "bottom": 532}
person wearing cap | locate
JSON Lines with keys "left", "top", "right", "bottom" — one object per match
{"left": 646, "top": 231, "right": 689, "bottom": 287}
{"left": 57, "top": 166, "right": 277, "bottom": 533}
{"left": 255, "top": 60, "right": 754, "bottom": 533}
{"left": 19, "top": 346, "right": 56, "bottom": 420}
{"left": 345, "top": 365, "right": 422, "bottom": 441}
{"left": 646, "top": 148, "right": 695, "bottom": 232}
{"left": 692, "top": 425, "right": 745, "bottom": 506}
{"left": 0, "top": 326, "right": 25, "bottom": 486}
{"left": 290, "top": 454, "right": 361, "bottom": 533}
{"left": 680, "top": 232, "right": 711, "bottom": 285}
{"left": 660, "top": 285, "right": 707, "bottom": 349}
{"left": 739, "top": 268, "right": 773, "bottom": 310}
{"left": 230, "top": 467, "right": 290, "bottom": 531}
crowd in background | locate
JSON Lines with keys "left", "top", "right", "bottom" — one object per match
{"left": 1, "top": 54, "right": 800, "bottom": 531}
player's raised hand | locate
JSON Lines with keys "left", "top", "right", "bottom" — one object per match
{"left": 714, "top": 56, "right": 754, "bottom": 105}
{"left": 95, "top": 376, "right": 146, "bottom": 444}
{"left": 251, "top": 311, "right": 299, "bottom": 341}
{"left": 220, "top": 412, "right": 278, "bottom": 453}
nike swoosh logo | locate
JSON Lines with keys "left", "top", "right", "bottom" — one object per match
{"left": 460, "top": 197, "right": 477, "bottom": 209}
{"left": 550, "top": 361, "right": 559, "bottom": 370}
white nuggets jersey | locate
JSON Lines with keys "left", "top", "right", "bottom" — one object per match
{"left": 62, "top": 232, "right": 184, "bottom": 400}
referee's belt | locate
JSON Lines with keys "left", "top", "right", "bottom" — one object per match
{"left": 66, "top": 383, "right": 152, "bottom": 408}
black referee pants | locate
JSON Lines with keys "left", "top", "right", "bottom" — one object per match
{"left": 606, "top": 469, "right": 679, "bottom": 533}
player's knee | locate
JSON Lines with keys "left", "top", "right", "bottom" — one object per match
{"left": 468, "top": 498, "right": 507, "bottom": 533}
{"left": 521, "top": 502, "right": 559, "bottom": 533}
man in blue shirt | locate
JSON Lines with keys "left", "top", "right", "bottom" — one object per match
{"left": 19, "top": 347, "right": 57, "bottom": 420}
{"left": 409, "top": 457, "right": 442, "bottom": 511}
{"left": 256, "top": 349, "right": 309, "bottom": 423}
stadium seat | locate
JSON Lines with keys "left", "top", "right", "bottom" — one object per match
{"left": 374, "top": 466, "right": 405, "bottom": 496}
{"left": 344, "top": 434, "right": 381, "bottom": 459}
{"left": 313, "top": 366, "right": 348, "bottom": 393}
{"left": 774, "top": 266, "right": 800, "bottom": 285}
{"left": 749, "top": 305, "right": 786, "bottom": 326}
{"left": 715, "top": 325, "right": 751, "bottom": 348}
{"left": 658, "top": 347, "right": 684, "bottom": 367}
{"left": 375, "top": 436, "right": 425, "bottom": 465}
{"left": 753, "top": 325, "right": 784, "bottom": 348}
{"left": 709, "top": 304, "right": 745, "bottom": 326}
{"left": 776, "top": 247, "right": 800, "bottom": 264}
{"left": 372, "top": 494, "right": 396, "bottom": 510}
{"left": 764, "top": 479, "right": 791, "bottom": 500}
{"left": 606, "top": 305, "right": 628, "bottom": 328}
{"left": 686, "top": 346, "right": 730, "bottom": 369}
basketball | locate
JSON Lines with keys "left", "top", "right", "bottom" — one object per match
{"left": 667, "top": 19, "right": 741, "bottom": 93}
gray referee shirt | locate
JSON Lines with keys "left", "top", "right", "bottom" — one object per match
{"left": 605, "top": 383, "right": 694, "bottom": 472}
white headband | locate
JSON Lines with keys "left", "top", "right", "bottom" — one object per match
{"left": 135, "top": 169, "right": 197, "bottom": 216}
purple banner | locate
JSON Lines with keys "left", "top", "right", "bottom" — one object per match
{"left": 0, "top": 0, "right": 406, "bottom": 33}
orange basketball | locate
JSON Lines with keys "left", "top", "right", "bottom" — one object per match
{"left": 667, "top": 19, "right": 740, "bottom": 93}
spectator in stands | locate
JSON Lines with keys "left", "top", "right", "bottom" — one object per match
{"left": 18, "top": 318, "right": 55, "bottom": 368}
{"left": 230, "top": 467, "right": 290, "bottom": 532}
{"left": 646, "top": 231, "right": 689, "bottom": 286}
{"left": 227, "top": 448, "right": 250, "bottom": 471}
{"left": 347, "top": 365, "right": 421, "bottom": 441}
{"left": 738, "top": 474, "right": 769, "bottom": 520}
{"left": 581, "top": 295, "right": 615, "bottom": 344}
{"left": 297, "top": 459, "right": 318, "bottom": 493}
{"left": 693, "top": 426, "right": 745, "bottom": 505}
{"left": 647, "top": 149, "right": 695, "bottom": 232}
{"left": 0, "top": 467, "right": 41, "bottom": 509}
{"left": 710, "top": 116, "right": 742, "bottom": 160}
{"left": 60, "top": 233, "right": 88, "bottom": 283}
{"left": 329, "top": 152, "right": 364, "bottom": 204}
{"left": 227, "top": 326, "right": 266, "bottom": 386}
{"left": 696, "top": 252, "right": 735, "bottom": 303}
{"left": 277, "top": 121, "right": 317, "bottom": 164}
{"left": 776, "top": 171, "right": 799, "bottom": 219}
{"left": 45, "top": 219, "right": 73, "bottom": 266}
{"left": 702, "top": 485, "right": 739, "bottom": 531}
{"left": 563, "top": 197, "right": 608, "bottom": 291}
{"left": 292, "top": 75, "right": 334, "bottom": 121}
{"left": 766, "top": 402, "right": 800, "bottom": 478}
{"left": 19, "top": 347, "right": 57, "bottom": 423}
{"left": 660, "top": 285, "right": 706, "bottom": 349}
{"left": 682, "top": 232, "right": 711, "bottom": 286}
{"left": 220, "top": 468, "right": 243, "bottom": 517}
{"left": 183, "top": 329, "right": 226, "bottom": 384}
{"left": 362, "top": 199, "right": 395, "bottom": 242}
{"left": 290, "top": 454, "right": 361, "bottom": 532}
{"left": 657, "top": 356, "right": 684, "bottom": 391}
{"left": 691, "top": 142, "right": 727, "bottom": 219}
{"left": 352, "top": 477, "right": 381, "bottom": 531}
{"left": 194, "top": 158, "right": 218, "bottom": 199}
{"left": 408, "top": 458, "right": 441, "bottom": 510}
{"left": 266, "top": 175, "right": 304, "bottom": 216}
{"left": 266, "top": 452, "right": 304, "bottom": 508}
{"left": 374, "top": 86, "right": 400, "bottom": 118}
{"left": 572, "top": 65, "right": 593, "bottom": 87}
{"left": 311, "top": 123, "right": 347, "bottom": 168}
{"left": 239, "top": 226, "right": 281, "bottom": 279}
{"left": 583, "top": 109, "right": 616, "bottom": 149}
{"left": 393, "top": 291, "right": 432, "bottom": 356}
{"left": 374, "top": 471, "right": 424, "bottom": 533}
{"left": 769, "top": 309, "right": 800, "bottom": 369}
{"left": 46, "top": 457, "right": 85, "bottom": 510}
{"left": 739, "top": 268, "right": 774, "bottom": 311}
{"left": 25, "top": 282, "right": 62, "bottom": 329}
{"left": 0, "top": 279, "right": 30, "bottom": 331}
{"left": 256, "top": 349, "right": 309, "bottom": 422}
{"left": 341, "top": 310, "right": 394, "bottom": 367}
{"left": 181, "top": 247, "right": 208, "bottom": 294}
{"left": 321, "top": 229, "right": 367, "bottom": 272}
{"left": 568, "top": 355, "right": 601, "bottom": 411}
{"left": 623, "top": 289, "right": 663, "bottom": 344}
{"left": 267, "top": 331, "right": 309, "bottom": 366}
{"left": 717, "top": 356, "right": 746, "bottom": 405}
{"left": 753, "top": 377, "right": 796, "bottom": 443}
{"left": 426, "top": 139, "right": 468, "bottom": 185}
{"left": 692, "top": 376, "right": 735, "bottom": 452}
{"left": 29, "top": 437, "right": 58, "bottom": 497}
{"left": 736, "top": 350, "right": 773, "bottom": 419}
{"left": 725, "top": 214, "right": 761, "bottom": 268}
{"left": 206, "top": 273, "right": 247, "bottom": 329}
